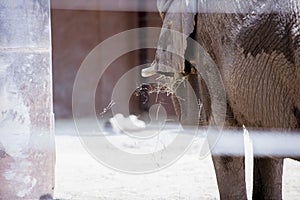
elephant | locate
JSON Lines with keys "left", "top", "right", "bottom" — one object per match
{"left": 142, "top": 0, "right": 300, "bottom": 199}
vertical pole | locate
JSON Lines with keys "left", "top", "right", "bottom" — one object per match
{"left": 0, "top": 0, "right": 55, "bottom": 199}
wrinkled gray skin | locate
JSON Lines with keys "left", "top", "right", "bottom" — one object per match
{"left": 193, "top": 1, "right": 300, "bottom": 200}
{"left": 154, "top": 1, "right": 300, "bottom": 199}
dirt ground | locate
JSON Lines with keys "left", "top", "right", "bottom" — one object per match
{"left": 54, "top": 119, "right": 300, "bottom": 200}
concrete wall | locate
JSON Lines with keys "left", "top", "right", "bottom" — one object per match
{"left": 0, "top": 0, "right": 54, "bottom": 199}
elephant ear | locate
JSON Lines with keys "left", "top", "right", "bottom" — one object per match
{"left": 141, "top": 0, "right": 197, "bottom": 79}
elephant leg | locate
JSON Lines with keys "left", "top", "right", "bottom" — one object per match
{"left": 253, "top": 157, "right": 283, "bottom": 200}
{"left": 209, "top": 106, "right": 247, "bottom": 199}
{"left": 208, "top": 97, "right": 247, "bottom": 199}
{"left": 212, "top": 155, "right": 247, "bottom": 200}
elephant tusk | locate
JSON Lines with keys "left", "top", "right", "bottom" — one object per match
{"left": 141, "top": 66, "right": 175, "bottom": 78}
{"left": 141, "top": 65, "right": 157, "bottom": 77}
{"left": 141, "top": 60, "right": 176, "bottom": 78}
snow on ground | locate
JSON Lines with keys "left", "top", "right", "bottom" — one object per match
{"left": 54, "top": 119, "right": 300, "bottom": 200}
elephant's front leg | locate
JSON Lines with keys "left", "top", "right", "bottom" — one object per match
{"left": 211, "top": 141, "right": 247, "bottom": 199}
{"left": 253, "top": 157, "right": 283, "bottom": 200}
{"left": 199, "top": 74, "right": 248, "bottom": 199}
{"left": 212, "top": 155, "right": 247, "bottom": 199}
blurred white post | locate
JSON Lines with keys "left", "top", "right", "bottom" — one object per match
{"left": 0, "top": 0, "right": 55, "bottom": 199}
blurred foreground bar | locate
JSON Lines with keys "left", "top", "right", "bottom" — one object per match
{"left": 208, "top": 130, "right": 300, "bottom": 157}
{"left": 0, "top": 0, "right": 55, "bottom": 199}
